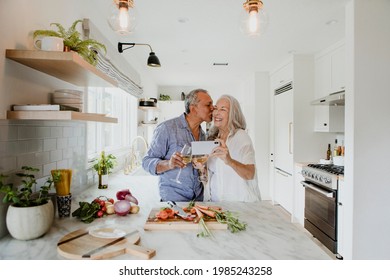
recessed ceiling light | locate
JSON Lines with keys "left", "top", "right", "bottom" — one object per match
{"left": 177, "top": 17, "right": 189, "bottom": 23}
{"left": 326, "top": 19, "right": 338, "bottom": 26}
{"left": 213, "top": 63, "right": 229, "bottom": 66}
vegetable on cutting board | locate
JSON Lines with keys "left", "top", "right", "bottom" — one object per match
{"left": 154, "top": 201, "right": 247, "bottom": 237}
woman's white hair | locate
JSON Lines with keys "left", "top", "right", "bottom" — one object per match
{"left": 207, "top": 95, "right": 246, "bottom": 140}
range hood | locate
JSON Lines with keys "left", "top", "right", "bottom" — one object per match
{"left": 311, "top": 91, "right": 345, "bottom": 106}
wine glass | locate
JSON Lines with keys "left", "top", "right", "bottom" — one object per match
{"left": 192, "top": 154, "right": 209, "bottom": 183}
{"left": 171, "top": 144, "right": 192, "bottom": 184}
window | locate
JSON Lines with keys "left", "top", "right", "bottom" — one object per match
{"left": 87, "top": 87, "right": 138, "bottom": 163}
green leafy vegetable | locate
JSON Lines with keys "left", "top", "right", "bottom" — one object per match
{"left": 72, "top": 201, "right": 101, "bottom": 223}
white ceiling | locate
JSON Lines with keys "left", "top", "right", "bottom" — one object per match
{"left": 110, "top": 0, "right": 348, "bottom": 88}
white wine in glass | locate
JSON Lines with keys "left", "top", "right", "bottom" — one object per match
{"left": 192, "top": 154, "right": 209, "bottom": 183}
{"left": 171, "top": 144, "right": 192, "bottom": 184}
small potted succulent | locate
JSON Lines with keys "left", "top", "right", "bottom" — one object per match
{"left": 0, "top": 166, "right": 56, "bottom": 240}
{"left": 93, "top": 151, "right": 117, "bottom": 189}
{"left": 33, "top": 19, "right": 106, "bottom": 66}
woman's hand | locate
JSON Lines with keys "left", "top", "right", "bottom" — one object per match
{"left": 210, "top": 138, "right": 232, "bottom": 165}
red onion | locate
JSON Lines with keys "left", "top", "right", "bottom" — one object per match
{"left": 116, "top": 189, "right": 131, "bottom": 200}
{"left": 114, "top": 200, "right": 131, "bottom": 216}
{"left": 125, "top": 194, "right": 138, "bottom": 205}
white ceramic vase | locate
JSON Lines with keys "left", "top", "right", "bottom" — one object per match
{"left": 6, "top": 200, "right": 54, "bottom": 240}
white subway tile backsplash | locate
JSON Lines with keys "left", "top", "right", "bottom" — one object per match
{"left": 43, "top": 138, "right": 56, "bottom": 151}
{"left": 77, "top": 137, "right": 86, "bottom": 147}
{"left": 17, "top": 152, "right": 50, "bottom": 168}
{"left": 36, "top": 127, "right": 51, "bottom": 138}
{"left": 0, "top": 125, "right": 18, "bottom": 141}
{"left": 50, "top": 149, "right": 63, "bottom": 162}
{"left": 63, "top": 147, "right": 73, "bottom": 159}
{"left": 56, "top": 159, "right": 69, "bottom": 169}
{"left": 0, "top": 156, "right": 17, "bottom": 173}
{"left": 57, "top": 138, "right": 67, "bottom": 149}
{"left": 68, "top": 137, "right": 77, "bottom": 147}
{"left": 18, "top": 126, "right": 36, "bottom": 139}
{"left": 63, "top": 127, "right": 73, "bottom": 137}
{"left": 43, "top": 162, "right": 57, "bottom": 177}
{"left": 50, "top": 127, "right": 63, "bottom": 138}
{"left": 25, "top": 139, "right": 43, "bottom": 153}
{"left": 0, "top": 141, "right": 27, "bottom": 156}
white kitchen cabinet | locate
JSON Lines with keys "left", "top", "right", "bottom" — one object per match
{"left": 315, "top": 42, "right": 345, "bottom": 98}
{"left": 273, "top": 78, "right": 293, "bottom": 214}
{"left": 292, "top": 164, "right": 305, "bottom": 225}
{"left": 157, "top": 101, "right": 185, "bottom": 123}
{"left": 270, "top": 62, "right": 293, "bottom": 90}
{"left": 314, "top": 106, "right": 344, "bottom": 132}
{"left": 314, "top": 41, "right": 345, "bottom": 132}
{"left": 274, "top": 168, "right": 293, "bottom": 214}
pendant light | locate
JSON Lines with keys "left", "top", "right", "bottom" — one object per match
{"left": 108, "top": 0, "right": 137, "bottom": 35}
{"left": 240, "top": 0, "right": 269, "bottom": 36}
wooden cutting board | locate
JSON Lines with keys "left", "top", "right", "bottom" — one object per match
{"left": 57, "top": 228, "right": 156, "bottom": 259}
{"left": 144, "top": 208, "right": 228, "bottom": 230}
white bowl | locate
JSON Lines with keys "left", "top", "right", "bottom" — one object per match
{"left": 52, "top": 91, "right": 83, "bottom": 99}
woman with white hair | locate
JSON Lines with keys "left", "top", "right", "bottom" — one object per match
{"left": 205, "top": 94, "right": 261, "bottom": 202}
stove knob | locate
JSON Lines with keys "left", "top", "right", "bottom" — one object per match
{"left": 324, "top": 177, "right": 331, "bottom": 184}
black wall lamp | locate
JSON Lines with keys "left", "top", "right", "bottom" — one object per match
{"left": 118, "top": 42, "right": 161, "bottom": 67}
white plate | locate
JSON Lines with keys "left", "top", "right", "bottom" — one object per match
{"left": 88, "top": 227, "right": 126, "bottom": 239}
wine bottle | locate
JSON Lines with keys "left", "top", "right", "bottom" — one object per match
{"left": 326, "top": 144, "right": 331, "bottom": 160}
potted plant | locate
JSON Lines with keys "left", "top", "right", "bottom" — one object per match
{"left": 33, "top": 19, "right": 106, "bottom": 66}
{"left": 0, "top": 166, "right": 55, "bottom": 240}
{"left": 93, "top": 151, "right": 117, "bottom": 189}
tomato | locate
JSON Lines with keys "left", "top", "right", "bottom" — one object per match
{"left": 101, "top": 206, "right": 107, "bottom": 212}
{"left": 108, "top": 198, "right": 114, "bottom": 204}
{"left": 99, "top": 200, "right": 105, "bottom": 207}
{"left": 165, "top": 208, "right": 175, "bottom": 218}
{"left": 156, "top": 210, "right": 169, "bottom": 220}
{"left": 97, "top": 210, "right": 104, "bottom": 217}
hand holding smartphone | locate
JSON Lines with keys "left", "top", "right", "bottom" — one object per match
{"left": 191, "top": 140, "right": 220, "bottom": 155}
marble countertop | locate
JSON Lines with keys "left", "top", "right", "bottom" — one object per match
{"left": 0, "top": 172, "right": 333, "bottom": 260}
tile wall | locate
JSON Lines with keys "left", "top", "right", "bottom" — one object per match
{"left": 0, "top": 119, "right": 90, "bottom": 238}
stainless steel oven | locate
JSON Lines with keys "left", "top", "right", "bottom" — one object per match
{"left": 301, "top": 164, "right": 343, "bottom": 255}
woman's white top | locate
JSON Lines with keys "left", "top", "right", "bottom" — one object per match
{"left": 205, "top": 129, "right": 261, "bottom": 202}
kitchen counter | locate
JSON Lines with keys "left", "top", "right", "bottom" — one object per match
{"left": 0, "top": 172, "right": 333, "bottom": 260}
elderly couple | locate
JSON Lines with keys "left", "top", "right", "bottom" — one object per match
{"left": 142, "top": 89, "right": 261, "bottom": 202}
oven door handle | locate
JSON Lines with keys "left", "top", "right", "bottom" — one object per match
{"left": 301, "top": 181, "right": 334, "bottom": 198}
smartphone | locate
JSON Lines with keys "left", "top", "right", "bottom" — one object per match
{"left": 191, "top": 141, "right": 220, "bottom": 155}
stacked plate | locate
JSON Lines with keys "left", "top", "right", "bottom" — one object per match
{"left": 51, "top": 89, "right": 84, "bottom": 112}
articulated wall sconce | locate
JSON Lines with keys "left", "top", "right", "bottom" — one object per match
{"left": 118, "top": 42, "right": 161, "bottom": 67}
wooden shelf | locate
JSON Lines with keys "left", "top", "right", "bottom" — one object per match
{"left": 5, "top": 49, "right": 118, "bottom": 88}
{"left": 6, "top": 111, "right": 118, "bottom": 123}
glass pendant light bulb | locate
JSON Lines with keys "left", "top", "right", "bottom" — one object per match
{"left": 118, "top": 7, "right": 130, "bottom": 30}
{"left": 240, "top": 0, "right": 269, "bottom": 37}
{"left": 248, "top": 10, "right": 259, "bottom": 33}
{"left": 108, "top": 0, "right": 137, "bottom": 36}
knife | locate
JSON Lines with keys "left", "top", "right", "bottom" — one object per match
{"left": 167, "top": 201, "right": 192, "bottom": 220}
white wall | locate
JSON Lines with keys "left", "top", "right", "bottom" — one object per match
{"left": 345, "top": 0, "right": 390, "bottom": 260}
{"left": 254, "top": 72, "right": 271, "bottom": 200}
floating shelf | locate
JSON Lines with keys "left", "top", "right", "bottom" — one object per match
{"left": 6, "top": 111, "right": 117, "bottom": 123}
{"left": 5, "top": 49, "right": 118, "bottom": 88}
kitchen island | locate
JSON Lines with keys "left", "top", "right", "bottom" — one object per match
{"left": 0, "top": 172, "right": 333, "bottom": 260}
